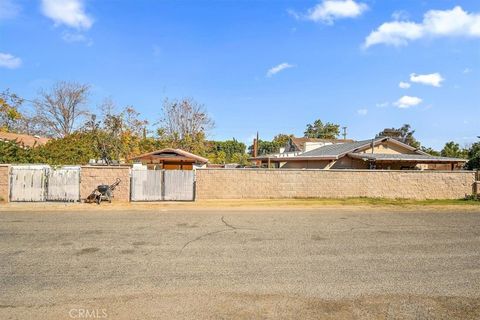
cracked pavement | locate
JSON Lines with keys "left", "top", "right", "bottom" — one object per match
{"left": 0, "top": 208, "right": 479, "bottom": 319}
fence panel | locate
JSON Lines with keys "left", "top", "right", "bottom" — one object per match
{"left": 164, "top": 170, "right": 195, "bottom": 201}
{"left": 131, "top": 169, "right": 163, "bottom": 201}
{"left": 10, "top": 166, "right": 47, "bottom": 202}
{"left": 47, "top": 167, "right": 80, "bottom": 202}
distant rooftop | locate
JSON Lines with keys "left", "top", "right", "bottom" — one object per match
{"left": 0, "top": 131, "right": 50, "bottom": 148}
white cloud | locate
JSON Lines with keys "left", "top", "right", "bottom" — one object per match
{"left": 0, "top": 52, "right": 21, "bottom": 69}
{"left": 399, "top": 81, "right": 411, "bottom": 89}
{"left": 266, "top": 63, "right": 294, "bottom": 77}
{"left": 0, "top": 0, "right": 20, "bottom": 20}
{"left": 364, "top": 6, "right": 480, "bottom": 48}
{"left": 463, "top": 67, "right": 472, "bottom": 74}
{"left": 394, "top": 95, "right": 422, "bottom": 109}
{"left": 410, "top": 72, "right": 444, "bottom": 87}
{"left": 299, "top": 0, "right": 368, "bottom": 24}
{"left": 357, "top": 108, "right": 368, "bottom": 115}
{"left": 41, "top": 0, "right": 93, "bottom": 30}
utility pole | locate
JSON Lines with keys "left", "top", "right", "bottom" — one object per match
{"left": 342, "top": 127, "right": 347, "bottom": 140}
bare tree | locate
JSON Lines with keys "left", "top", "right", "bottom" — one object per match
{"left": 159, "top": 98, "right": 214, "bottom": 140}
{"left": 33, "top": 81, "right": 90, "bottom": 137}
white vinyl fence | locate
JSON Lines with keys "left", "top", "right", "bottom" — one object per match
{"left": 131, "top": 169, "right": 195, "bottom": 201}
{"left": 10, "top": 165, "right": 80, "bottom": 202}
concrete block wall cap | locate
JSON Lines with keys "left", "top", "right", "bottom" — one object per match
{"left": 198, "top": 168, "right": 475, "bottom": 174}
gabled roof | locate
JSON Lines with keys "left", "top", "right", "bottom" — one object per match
{"left": 299, "top": 137, "right": 428, "bottom": 159}
{"left": 289, "top": 137, "right": 353, "bottom": 151}
{"left": 300, "top": 139, "right": 377, "bottom": 158}
{"left": 131, "top": 148, "right": 208, "bottom": 163}
{"left": 0, "top": 131, "right": 50, "bottom": 148}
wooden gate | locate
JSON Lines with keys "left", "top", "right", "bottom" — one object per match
{"left": 131, "top": 169, "right": 163, "bottom": 201}
{"left": 130, "top": 169, "right": 195, "bottom": 201}
{"left": 47, "top": 167, "right": 80, "bottom": 202}
{"left": 164, "top": 170, "right": 195, "bottom": 201}
{"left": 10, "top": 166, "right": 80, "bottom": 202}
{"left": 10, "top": 166, "right": 48, "bottom": 202}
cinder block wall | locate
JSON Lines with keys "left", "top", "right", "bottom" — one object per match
{"left": 196, "top": 169, "right": 476, "bottom": 200}
{"left": 0, "top": 165, "right": 10, "bottom": 202}
{"left": 80, "top": 166, "right": 131, "bottom": 202}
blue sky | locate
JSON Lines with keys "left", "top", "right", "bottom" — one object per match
{"left": 0, "top": 0, "right": 479, "bottom": 149}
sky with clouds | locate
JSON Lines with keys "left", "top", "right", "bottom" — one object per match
{"left": 0, "top": 0, "right": 479, "bottom": 149}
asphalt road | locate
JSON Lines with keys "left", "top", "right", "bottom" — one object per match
{"left": 0, "top": 208, "right": 479, "bottom": 319}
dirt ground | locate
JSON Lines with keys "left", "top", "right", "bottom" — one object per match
{"left": 0, "top": 207, "right": 479, "bottom": 319}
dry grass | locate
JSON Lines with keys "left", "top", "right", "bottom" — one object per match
{"left": 196, "top": 197, "right": 480, "bottom": 208}
{"left": 1, "top": 197, "right": 479, "bottom": 212}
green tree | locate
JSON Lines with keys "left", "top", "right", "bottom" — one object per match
{"left": 466, "top": 142, "right": 480, "bottom": 170}
{"left": 304, "top": 119, "right": 340, "bottom": 139}
{"left": 248, "top": 139, "right": 279, "bottom": 156}
{"left": 206, "top": 139, "right": 247, "bottom": 163}
{"left": 272, "top": 133, "right": 294, "bottom": 146}
{"left": 231, "top": 152, "right": 250, "bottom": 165}
{"left": 420, "top": 146, "right": 440, "bottom": 156}
{"left": 0, "top": 89, "right": 24, "bottom": 132}
{"left": 441, "top": 141, "right": 468, "bottom": 158}
{"left": 0, "top": 140, "right": 37, "bottom": 164}
{"left": 33, "top": 132, "right": 100, "bottom": 165}
{"left": 376, "top": 124, "right": 420, "bottom": 148}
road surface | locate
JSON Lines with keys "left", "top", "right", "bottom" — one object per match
{"left": 0, "top": 208, "right": 479, "bottom": 319}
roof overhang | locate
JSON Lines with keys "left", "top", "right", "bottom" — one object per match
{"left": 130, "top": 148, "right": 208, "bottom": 163}
{"left": 249, "top": 156, "right": 337, "bottom": 162}
{"left": 347, "top": 153, "right": 468, "bottom": 163}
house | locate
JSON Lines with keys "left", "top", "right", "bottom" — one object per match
{"left": 0, "top": 131, "right": 50, "bottom": 148}
{"left": 282, "top": 137, "right": 353, "bottom": 153}
{"left": 130, "top": 148, "right": 208, "bottom": 170}
{"left": 251, "top": 137, "right": 467, "bottom": 170}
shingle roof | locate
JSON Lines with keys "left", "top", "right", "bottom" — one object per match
{"left": 290, "top": 137, "right": 353, "bottom": 151}
{"left": 131, "top": 148, "right": 208, "bottom": 163}
{"left": 348, "top": 153, "right": 467, "bottom": 162}
{"left": 300, "top": 139, "right": 381, "bottom": 158}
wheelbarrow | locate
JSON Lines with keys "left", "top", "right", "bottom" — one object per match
{"left": 89, "top": 178, "right": 121, "bottom": 204}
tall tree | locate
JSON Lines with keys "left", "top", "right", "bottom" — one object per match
{"left": 248, "top": 139, "right": 279, "bottom": 156}
{"left": 157, "top": 98, "right": 214, "bottom": 153}
{"left": 86, "top": 100, "right": 150, "bottom": 163}
{"left": 206, "top": 139, "right": 246, "bottom": 163}
{"left": 420, "top": 146, "right": 440, "bottom": 156}
{"left": 441, "top": 141, "right": 468, "bottom": 158}
{"left": 466, "top": 141, "right": 480, "bottom": 170}
{"left": 33, "top": 81, "right": 90, "bottom": 138}
{"left": 273, "top": 133, "right": 294, "bottom": 147}
{"left": 376, "top": 124, "right": 420, "bottom": 148}
{"left": 304, "top": 119, "right": 340, "bottom": 139}
{"left": 0, "top": 89, "right": 24, "bottom": 132}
